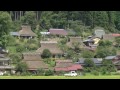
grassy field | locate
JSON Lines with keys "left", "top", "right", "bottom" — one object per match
{"left": 0, "top": 75, "right": 120, "bottom": 79}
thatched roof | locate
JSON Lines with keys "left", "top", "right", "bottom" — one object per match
{"left": 19, "top": 25, "right": 36, "bottom": 37}
{"left": 25, "top": 60, "right": 48, "bottom": 70}
{"left": 67, "top": 37, "right": 83, "bottom": 48}
{"left": 36, "top": 41, "right": 63, "bottom": 54}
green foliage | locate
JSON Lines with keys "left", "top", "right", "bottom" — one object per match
{"left": 91, "top": 70, "right": 99, "bottom": 76}
{"left": 44, "top": 69, "right": 54, "bottom": 76}
{"left": 99, "top": 40, "right": 112, "bottom": 47}
{"left": 36, "top": 68, "right": 45, "bottom": 76}
{"left": 15, "top": 62, "right": 28, "bottom": 73}
{"left": 16, "top": 45, "right": 25, "bottom": 52}
{"left": 84, "top": 58, "right": 95, "bottom": 67}
{"left": 41, "top": 49, "right": 52, "bottom": 58}
{"left": 81, "top": 50, "right": 94, "bottom": 58}
{"left": 21, "top": 11, "right": 37, "bottom": 30}
{"left": 0, "top": 11, "right": 12, "bottom": 48}
{"left": 96, "top": 47, "right": 116, "bottom": 58}
{"left": 7, "top": 35, "right": 16, "bottom": 46}
{"left": 9, "top": 53, "right": 22, "bottom": 64}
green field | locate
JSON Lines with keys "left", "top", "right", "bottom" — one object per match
{"left": 0, "top": 75, "right": 120, "bottom": 79}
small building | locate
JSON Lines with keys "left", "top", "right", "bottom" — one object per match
{"left": 76, "top": 58, "right": 103, "bottom": 66}
{"left": 67, "top": 37, "right": 83, "bottom": 48}
{"left": 36, "top": 41, "right": 64, "bottom": 58}
{"left": 49, "top": 28, "right": 68, "bottom": 36}
{"left": 10, "top": 25, "right": 37, "bottom": 39}
{"left": 19, "top": 25, "right": 36, "bottom": 39}
{"left": 22, "top": 52, "right": 49, "bottom": 71}
{"left": 54, "top": 60, "right": 83, "bottom": 72}
{"left": 94, "top": 29, "right": 105, "bottom": 38}
{"left": 0, "top": 57, "right": 14, "bottom": 72}
{"left": 10, "top": 32, "right": 20, "bottom": 37}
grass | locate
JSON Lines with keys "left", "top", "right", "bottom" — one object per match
{"left": 0, "top": 75, "right": 120, "bottom": 79}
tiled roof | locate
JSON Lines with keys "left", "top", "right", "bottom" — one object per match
{"left": 77, "top": 58, "right": 103, "bottom": 65}
{"left": 0, "top": 58, "right": 10, "bottom": 61}
{"left": 54, "top": 60, "right": 83, "bottom": 71}
{"left": 0, "top": 66, "right": 14, "bottom": 69}
{"left": 10, "top": 32, "right": 20, "bottom": 36}
{"left": 49, "top": 29, "right": 68, "bottom": 36}
{"left": 105, "top": 56, "right": 116, "bottom": 60}
{"left": 55, "top": 64, "right": 83, "bottom": 71}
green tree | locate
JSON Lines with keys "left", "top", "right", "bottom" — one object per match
{"left": 0, "top": 11, "right": 12, "bottom": 48}
{"left": 21, "top": 11, "right": 37, "bottom": 30}
{"left": 84, "top": 58, "right": 95, "bottom": 67}
{"left": 16, "top": 62, "right": 28, "bottom": 73}
{"left": 41, "top": 49, "right": 52, "bottom": 58}
{"left": 81, "top": 50, "right": 94, "bottom": 58}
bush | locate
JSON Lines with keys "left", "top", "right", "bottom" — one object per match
{"left": 36, "top": 68, "right": 45, "bottom": 76}
{"left": 41, "top": 49, "right": 52, "bottom": 58}
{"left": 9, "top": 53, "right": 22, "bottom": 64}
{"left": 44, "top": 70, "right": 54, "bottom": 76}
{"left": 91, "top": 70, "right": 99, "bottom": 76}
{"left": 28, "top": 44, "right": 38, "bottom": 50}
{"left": 16, "top": 45, "right": 25, "bottom": 52}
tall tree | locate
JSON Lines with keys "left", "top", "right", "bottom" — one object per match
{"left": 0, "top": 11, "right": 12, "bottom": 48}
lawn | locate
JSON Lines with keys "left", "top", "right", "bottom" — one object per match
{"left": 0, "top": 75, "right": 120, "bottom": 79}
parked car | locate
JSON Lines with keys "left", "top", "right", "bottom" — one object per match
{"left": 64, "top": 71, "right": 77, "bottom": 76}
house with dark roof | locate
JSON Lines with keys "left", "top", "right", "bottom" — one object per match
{"left": 54, "top": 60, "right": 83, "bottom": 72}
{"left": 22, "top": 52, "right": 49, "bottom": 71}
{"left": 36, "top": 41, "right": 64, "bottom": 58}
{"left": 49, "top": 28, "right": 68, "bottom": 36}
{"left": 0, "top": 57, "right": 14, "bottom": 72}
{"left": 76, "top": 58, "right": 103, "bottom": 66}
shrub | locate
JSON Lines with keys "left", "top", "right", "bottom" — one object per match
{"left": 44, "top": 70, "right": 54, "bottom": 76}
{"left": 16, "top": 45, "right": 25, "bottom": 52}
{"left": 28, "top": 44, "right": 38, "bottom": 50}
{"left": 41, "top": 49, "right": 52, "bottom": 58}
{"left": 91, "top": 70, "right": 99, "bottom": 76}
{"left": 9, "top": 53, "right": 22, "bottom": 64}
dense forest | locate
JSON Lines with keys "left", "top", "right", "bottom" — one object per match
{"left": 1, "top": 11, "right": 120, "bottom": 48}
{"left": 5, "top": 11, "right": 120, "bottom": 32}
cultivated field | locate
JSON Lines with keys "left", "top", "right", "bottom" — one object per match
{"left": 0, "top": 75, "right": 120, "bottom": 79}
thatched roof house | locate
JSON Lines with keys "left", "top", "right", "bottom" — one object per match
{"left": 67, "top": 37, "right": 83, "bottom": 48}
{"left": 22, "top": 52, "right": 48, "bottom": 70}
{"left": 36, "top": 41, "right": 63, "bottom": 55}
{"left": 19, "top": 25, "right": 36, "bottom": 38}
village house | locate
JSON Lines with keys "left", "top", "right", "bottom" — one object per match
{"left": 105, "top": 55, "right": 120, "bottom": 70}
{"left": 54, "top": 60, "right": 83, "bottom": 73}
{"left": 76, "top": 58, "right": 103, "bottom": 66}
{"left": 0, "top": 54, "right": 14, "bottom": 74}
{"left": 67, "top": 37, "right": 83, "bottom": 48}
{"left": 49, "top": 28, "right": 68, "bottom": 37}
{"left": 94, "top": 29, "right": 105, "bottom": 39}
{"left": 36, "top": 41, "right": 64, "bottom": 58}
{"left": 10, "top": 25, "right": 36, "bottom": 39}
{"left": 22, "top": 52, "right": 49, "bottom": 71}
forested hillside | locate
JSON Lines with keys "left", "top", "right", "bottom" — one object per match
{"left": 5, "top": 11, "right": 120, "bottom": 32}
